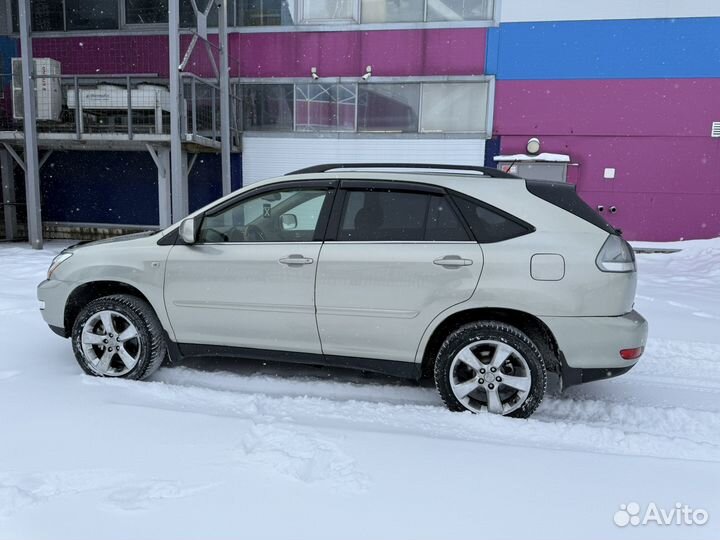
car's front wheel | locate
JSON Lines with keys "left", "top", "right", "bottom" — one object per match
{"left": 71, "top": 294, "right": 166, "bottom": 380}
{"left": 434, "top": 321, "right": 547, "bottom": 418}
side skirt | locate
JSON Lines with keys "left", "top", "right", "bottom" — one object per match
{"left": 162, "top": 333, "right": 422, "bottom": 380}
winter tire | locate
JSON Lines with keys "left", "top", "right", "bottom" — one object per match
{"left": 434, "top": 320, "right": 547, "bottom": 418}
{"left": 71, "top": 294, "right": 166, "bottom": 380}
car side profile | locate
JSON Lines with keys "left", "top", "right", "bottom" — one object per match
{"left": 37, "top": 163, "right": 648, "bottom": 418}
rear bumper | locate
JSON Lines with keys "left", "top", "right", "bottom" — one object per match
{"left": 541, "top": 310, "right": 648, "bottom": 373}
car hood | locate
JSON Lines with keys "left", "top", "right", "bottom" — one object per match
{"left": 68, "top": 231, "right": 158, "bottom": 251}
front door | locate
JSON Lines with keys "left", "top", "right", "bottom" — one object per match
{"left": 315, "top": 182, "right": 484, "bottom": 363}
{"left": 164, "top": 182, "right": 335, "bottom": 353}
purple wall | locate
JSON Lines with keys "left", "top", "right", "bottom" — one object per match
{"left": 31, "top": 28, "right": 487, "bottom": 78}
{"left": 236, "top": 29, "right": 486, "bottom": 77}
{"left": 495, "top": 80, "right": 720, "bottom": 241}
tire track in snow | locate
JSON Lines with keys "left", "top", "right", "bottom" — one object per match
{"left": 84, "top": 370, "right": 720, "bottom": 464}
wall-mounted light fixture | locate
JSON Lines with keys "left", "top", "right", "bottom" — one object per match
{"left": 361, "top": 65, "right": 372, "bottom": 81}
{"left": 526, "top": 137, "right": 541, "bottom": 154}
{"left": 311, "top": 67, "right": 320, "bottom": 80}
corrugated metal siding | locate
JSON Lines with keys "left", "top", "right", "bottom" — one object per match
{"left": 241, "top": 136, "right": 487, "bottom": 184}
{"left": 501, "top": 0, "right": 720, "bottom": 22}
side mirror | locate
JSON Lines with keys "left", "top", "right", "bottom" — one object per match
{"left": 280, "top": 213, "right": 298, "bottom": 231}
{"left": 179, "top": 217, "right": 197, "bottom": 244}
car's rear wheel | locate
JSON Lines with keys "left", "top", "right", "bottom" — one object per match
{"left": 71, "top": 294, "right": 166, "bottom": 380}
{"left": 434, "top": 321, "right": 547, "bottom": 418}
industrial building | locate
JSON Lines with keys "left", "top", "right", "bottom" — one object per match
{"left": 1, "top": 0, "right": 719, "bottom": 243}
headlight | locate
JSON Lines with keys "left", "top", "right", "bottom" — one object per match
{"left": 47, "top": 252, "right": 73, "bottom": 279}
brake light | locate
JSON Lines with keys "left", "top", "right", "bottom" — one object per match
{"left": 596, "top": 234, "right": 636, "bottom": 273}
{"left": 620, "top": 347, "right": 644, "bottom": 360}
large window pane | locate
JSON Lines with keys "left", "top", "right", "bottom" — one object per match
{"left": 242, "top": 84, "right": 294, "bottom": 131}
{"left": 301, "top": 0, "right": 356, "bottom": 22}
{"left": 357, "top": 84, "right": 419, "bottom": 133}
{"left": 238, "top": 0, "right": 297, "bottom": 26}
{"left": 125, "top": 0, "right": 167, "bottom": 24}
{"left": 420, "top": 82, "right": 488, "bottom": 133}
{"left": 361, "top": 0, "right": 424, "bottom": 23}
{"left": 426, "top": 0, "right": 492, "bottom": 21}
{"left": 12, "top": 0, "right": 65, "bottom": 31}
{"left": 295, "top": 83, "right": 355, "bottom": 132}
{"left": 66, "top": 0, "right": 118, "bottom": 30}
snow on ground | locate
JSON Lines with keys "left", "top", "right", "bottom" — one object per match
{"left": 1, "top": 238, "right": 719, "bottom": 540}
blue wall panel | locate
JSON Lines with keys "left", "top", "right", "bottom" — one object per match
{"left": 0, "top": 37, "right": 18, "bottom": 74}
{"left": 41, "top": 151, "right": 159, "bottom": 225}
{"left": 487, "top": 17, "right": 720, "bottom": 80}
{"left": 41, "top": 151, "right": 243, "bottom": 225}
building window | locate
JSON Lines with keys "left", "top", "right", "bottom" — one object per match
{"left": 66, "top": 0, "right": 118, "bottom": 29}
{"left": 357, "top": 83, "right": 419, "bottom": 133}
{"left": 125, "top": 0, "right": 168, "bottom": 24}
{"left": 241, "top": 80, "right": 492, "bottom": 135}
{"left": 11, "top": 0, "right": 118, "bottom": 31}
{"left": 360, "top": 0, "right": 424, "bottom": 23}
{"left": 420, "top": 82, "right": 488, "bottom": 133}
{"left": 294, "top": 83, "right": 356, "bottom": 131}
{"left": 236, "top": 0, "right": 495, "bottom": 26}
{"left": 241, "top": 84, "right": 295, "bottom": 131}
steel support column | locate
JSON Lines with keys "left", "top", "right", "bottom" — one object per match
{"left": 147, "top": 145, "right": 172, "bottom": 228}
{"left": 0, "top": 150, "right": 18, "bottom": 241}
{"left": 18, "top": 0, "right": 43, "bottom": 249}
{"left": 169, "top": 0, "right": 188, "bottom": 222}
{"left": 218, "top": 0, "right": 232, "bottom": 195}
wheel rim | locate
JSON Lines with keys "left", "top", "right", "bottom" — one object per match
{"left": 449, "top": 340, "right": 532, "bottom": 415}
{"left": 80, "top": 310, "right": 141, "bottom": 377}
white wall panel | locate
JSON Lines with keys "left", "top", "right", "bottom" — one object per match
{"left": 501, "top": 0, "right": 720, "bottom": 23}
{"left": 242, "top": 136, "right": 487, "bottom": 185}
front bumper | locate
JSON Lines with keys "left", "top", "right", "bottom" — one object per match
{"left": 37, "top": 279, "right": 75, "bottom": 337}
{"left": 540, "top": 310, "right": 648, "bottom": 383}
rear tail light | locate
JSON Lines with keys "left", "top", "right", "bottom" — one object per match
{"left": 596, "top": 234, "right": 636, "bottom": 273}
{"left": 620, "top": 347, "right": 644, "bottom": 360}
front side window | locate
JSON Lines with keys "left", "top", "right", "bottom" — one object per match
{"left": 66, "top": 0, "right": 118, "bottom": 30}
{"left": 199, "top": 188, "right": 330, "bottom": 243}
{"left": 338, "top": 190, "right": 469, "bottom": 242}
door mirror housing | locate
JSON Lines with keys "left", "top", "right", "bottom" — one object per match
{"left": 280, "top": 213, "right": 298, "bottom": 231}
{"left": 179, "top": 217, "right": 197, "bottom": 244}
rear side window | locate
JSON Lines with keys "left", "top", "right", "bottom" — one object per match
{"left": 525, "top": 180, "right": 617, "bottom": 234}
{"left": 451, "top": 194, "right": 533, "bottom": 243}
{"left": 338, "top": 190, "right": 470, "bottom": 242}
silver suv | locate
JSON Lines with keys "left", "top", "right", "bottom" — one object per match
{"left": 38, "top": 164, "right": 648, "bottom": 418}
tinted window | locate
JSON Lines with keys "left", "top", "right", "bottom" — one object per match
{"left": 200, "top": 188, "right": 329, "bottom": 243}
{"left": 452, "top": 195, "right": 532, "bottom": 243}
{"left": 339, "top": 190, "right": 469, "bottom": 242}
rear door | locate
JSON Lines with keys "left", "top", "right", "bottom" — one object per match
{"left": 315, "top": 180, "right": 484, "bottom": 363}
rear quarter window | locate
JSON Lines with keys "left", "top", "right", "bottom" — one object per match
{"left": 451, "top": 193, "right": 534, "bottom": 243}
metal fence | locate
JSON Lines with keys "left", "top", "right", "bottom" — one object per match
{"left": 0, "top": 72, "right": 241, "bottom": 147}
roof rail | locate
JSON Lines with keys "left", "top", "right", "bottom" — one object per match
{"left": 285, "top": 163, "right": 520, "bottom": 179}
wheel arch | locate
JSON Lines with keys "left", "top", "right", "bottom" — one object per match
{"left": 419, "top": 307, "right": 561, "bottom": 378}
{"left": 63, "top": 281, "right": 157, "bottom": 338}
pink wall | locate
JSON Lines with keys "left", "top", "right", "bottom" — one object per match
{"left": 236, "top": 28, "right": 486, "bottom": 77}
{"left": 495, "top": 79, "right": 720, "bottom": 241}
{"left": 31, "top": 28, "right": 487, "bottom": 78}
{"left": 494, "top": 79, "right": 720, "bottom": 137}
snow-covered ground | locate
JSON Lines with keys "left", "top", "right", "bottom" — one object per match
{"left": 1, "top": 238, "right": 719, "bottom": 540}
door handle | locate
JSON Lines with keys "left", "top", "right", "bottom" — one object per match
{"left": 433, "top": 255, "right": 473, "bottom": 268}
{"left": 279, "top": 254, "right": 314, "bottom": 266}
